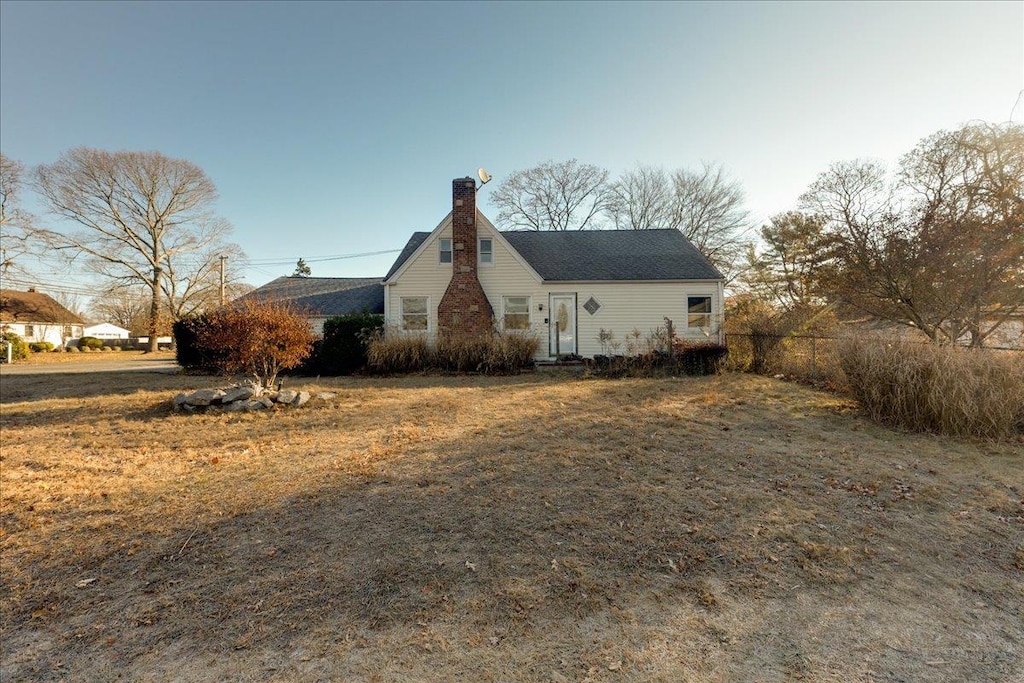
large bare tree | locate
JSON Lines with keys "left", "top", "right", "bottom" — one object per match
{"left": 801, "top": 122, "right": 1024, "bottom": 345}
{"left": 607, "top": 164, "right": 673, "bottom": 230}
{"left": 669, "top": 163, "right": 753, "bottom": 282}
{"left": 0, "top": 153, "right": 35, "bottom": 276}
{"left": 491, "top": 159, "right": 611, "bottom": 231}
{"left": 35, "top": 148, "right": 237, "bottom": 351}
{"left": 605, "top": 162, "right": 753, "bottom": 280}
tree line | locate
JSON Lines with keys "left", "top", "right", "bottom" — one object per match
{"left": 491, "top": 122, "right": 1023, "bottom": 347}
{"left": 3, "top": 121, "right": 1019, "bottom": 351}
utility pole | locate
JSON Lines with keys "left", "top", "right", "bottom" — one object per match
{"left": 219, "top": 255, "right": 227, "bottom": 306}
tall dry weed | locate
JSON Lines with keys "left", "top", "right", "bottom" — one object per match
{"left": 366, "top": 329, "right": 539, "bottom": 374}
{"left": 366, "top": 330, "right": 431, "bottom": 374}
{"left": 839, "top": 336, "right": 1024, "bottom": 438}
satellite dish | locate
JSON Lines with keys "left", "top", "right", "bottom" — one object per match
{"left": 477, "top": 167, "right": 492, "bottom": 185}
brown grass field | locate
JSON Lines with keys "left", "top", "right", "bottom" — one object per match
{"left": 1, "top": 367, "right": 1022, "bottom": 682}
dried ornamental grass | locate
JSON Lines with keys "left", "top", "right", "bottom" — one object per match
{"left": 839, "top": 336, "right": 1024, "bottom": 438}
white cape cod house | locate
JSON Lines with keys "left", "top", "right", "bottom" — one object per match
{"left": 0, "top": 288, "right": 85, "bottom": 349}
{"left": 382, "top": 178, "right": 725, "bottom": 360}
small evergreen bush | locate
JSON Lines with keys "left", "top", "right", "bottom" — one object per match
{"left": 2, "top": 332, "right": 29, "bottom": 360}
{"left": 78, "top": 336, "right": 103, "bottom": 350}
{"left": 174, "top": 315, "right": 226, "bottom": 373}
{"left": 29, "top": 341, "right": 55, "bottom": 353}
{"left": 301, "top": 313, "right": 384, "bottom": 375}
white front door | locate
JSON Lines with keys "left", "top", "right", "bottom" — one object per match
{"left": 549, "top": 294, "right": 576, "bottom": 357}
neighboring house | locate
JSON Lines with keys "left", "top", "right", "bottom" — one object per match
{"left": 0, "top": 288, "right": 85, "bottom": 348}
{"left": 242, "top": 276, "right": 384, "bottom": 335}
{"left": 382, "top": 178, "right": 725, "bottom": 360}
{"left": 83, "top": 322, "right": 131, "bottom": 339}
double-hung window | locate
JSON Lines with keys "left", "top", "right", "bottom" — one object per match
{"left": 401, "top": 297, "right": 428, "bottom": 331}
{"left": 479, "top": 238, "right": 493, "bottom": 265}
{"left": 439, "top": 238, "right": 452, "bottom": 264}
{"left": 687, "top": 296, "right": 712, "bottom": 331}
{"left": 503, "top": 296, "right": 530, "bottom": 330}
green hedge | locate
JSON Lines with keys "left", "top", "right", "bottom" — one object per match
{"left": 78, "top": 336, "right": 103, "bottom": 350}
{"left": 173, "top": 315, "right": 228, "bottom": 373}
{"left": 29, "top": 341, "right": 55, "bottom": 353}
{"left": 3, "top": 332, "right": 29, "bottom": 360}
{"left": 300, "top": 313, "right": 384, "bottom": 376}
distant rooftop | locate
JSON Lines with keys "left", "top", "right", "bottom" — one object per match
{"left": 241, "top": 277, "right": 384, "bottom": 316}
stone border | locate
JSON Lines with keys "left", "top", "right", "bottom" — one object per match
{"left": 172, "top": 381, "right": 336, "bottom": 413}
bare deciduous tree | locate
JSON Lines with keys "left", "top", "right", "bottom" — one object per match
{"left": 162, "top": 244, "right": 249, "bottom": 320}
{"left": 669, "top": 163, "right": 754, "bottom": 282}
{"left": 89, "top": 287, "right": 153, "bottom": 335}
{"left": 0, "top": 153, "right": 35, "bottom": 276}
{"left": 607, "top": 164, "right": 673, "bottom": 230}
{"left": 35, "top": 148, "right": 239, "bottom": 352}
{"left": 491, "top": 159, "right": 611, "bottom": 231}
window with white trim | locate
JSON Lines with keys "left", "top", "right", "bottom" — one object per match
{"left": 479, "top": 238, "right": 493, "bottom": 265}
{"left": 439, "top": 238, "right": 452, "bottom": 264}
{"left": 687, "top": 296, "right": 712, "bottom": 330}
{"left": 401, "top": 297, "right": 428, "bottom": 331}
{"left": 24, "top": 324, "right": 35, "bottom": 337}
{"left": 503, "top": 296, "right": 530, "bottom": 330}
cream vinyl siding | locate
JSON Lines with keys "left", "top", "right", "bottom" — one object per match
{"left": 385, "top": 212, "right": 724, "bottom": 358}
{"left": 572, "top": 281, "right": 722, "bottom": 358}
{"left": 385, "top": 221, "right": 456, "bottom": 341}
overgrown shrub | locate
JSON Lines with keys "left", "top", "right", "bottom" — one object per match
{"left": 723, "top": 297, "right": 837, "bottom": 375}
{"left": 2, "top": 332, "right": 29, "bottom": 360}
{"left": 78, "top": 336, "right": 103, "bottom": 350}
{"left": 29, "top": 341, "right": 55, "bottom": 353}
{"left": 366, "top": 331, "right": 432, "bottom": 374}
{"left": 174, "top": 314, "right": 230, "bottom": 373}
{"left": 839, "top": 336, "right": 1024, "bottom": 438}
{"left": 366, "top": 329, "right": 539, "bottom": 375}
{"left": 435, "top": 333, "right": 493, "bottom": 372}
{"left": 589, "top": 342, "right": 728, "bottom": 377}
{"left": 196, "top": 300, "right": 316, "bottom": 388}
{"left": 482, "top": 332, "right": 541, "bottom": 374}
{"left": 590, "top": 320, "right": 726, "bottom": 377}
{"left": 301, "top": 313, "right": 384, "bottom": 375}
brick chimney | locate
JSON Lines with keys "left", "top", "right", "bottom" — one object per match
{"left": 437, "top": 177, "right": 493, "bottom": 337}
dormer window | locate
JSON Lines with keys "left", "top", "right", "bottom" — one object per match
{"left": 479, "top": 238, "right": 493, "bottom": 265}
{"left": 439, "top": 238, "right": 452, "bottom": 264}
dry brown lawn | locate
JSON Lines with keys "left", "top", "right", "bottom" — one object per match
{"left": 1, "top": 370, "right": 1021, "bottom": 682}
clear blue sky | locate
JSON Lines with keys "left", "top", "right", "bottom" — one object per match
{"left": 2, "top": 1, "right": 1021, "bottom": 288}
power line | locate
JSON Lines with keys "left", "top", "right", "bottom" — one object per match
{"left": 247, "top": 248, "right": 401, "bottom": 266}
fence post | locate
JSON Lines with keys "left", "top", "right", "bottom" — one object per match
{"left": 810, "top": 335, "right": 817, "bottom": 378}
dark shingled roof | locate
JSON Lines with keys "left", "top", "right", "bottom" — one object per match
{"left": 241, "top": 277, "right": 384, "bottom": 316}
{"left": 383, "top": 229, "right": 723, "bottom": 282}
{"left": 384, "top": 232, "right": 431, "bottom": 281}
{"left": 502, "top": 230, "right": 723, "bottom": 281}
{"left": 0, "top": 289, "right": 86, "bottom": 324}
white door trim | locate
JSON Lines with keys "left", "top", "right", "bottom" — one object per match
{"left": 548, "top": 293, "right": 577, "bottom": 357}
